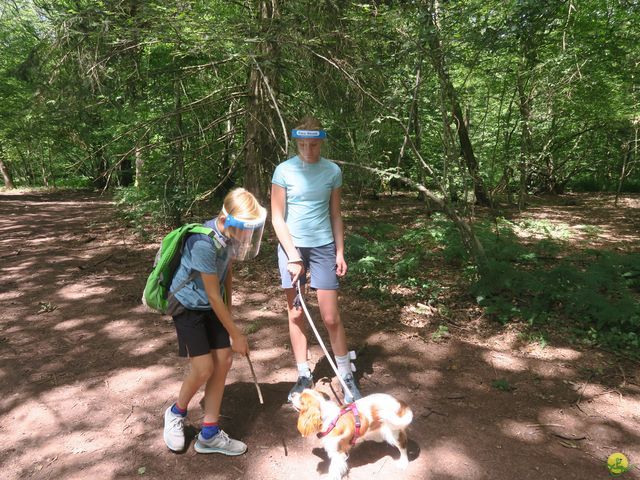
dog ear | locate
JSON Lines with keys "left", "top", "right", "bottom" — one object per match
{"left": 297, "top": 395, "right": 323, "bottom": 437}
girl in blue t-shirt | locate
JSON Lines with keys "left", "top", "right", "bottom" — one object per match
{"left": 163, "top": 188, "right": 266, "bottom": 455}
{"left": 271, "top": 116, "right": 362, "bottom": 404}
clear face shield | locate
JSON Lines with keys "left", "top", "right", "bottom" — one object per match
{"left": 222, "top": 206, "right": 267, "bottom": 261}
{"left": 292, "top": 129, "right": 326, "bottom": 165}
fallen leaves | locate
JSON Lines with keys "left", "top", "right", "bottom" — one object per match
{"left": 37, "top": 301, "right": 57, "bottom": 314}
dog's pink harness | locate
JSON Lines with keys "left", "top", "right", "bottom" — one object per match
{"left": 317, "top": 403, "right": 361, "bottom": 445}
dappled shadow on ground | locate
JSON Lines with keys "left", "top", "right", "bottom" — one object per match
{"left": 0, "top": 190, "right": 638, "bottom": 480}
{"left": 499, "top": 193, "right": 640, "bottom": 250}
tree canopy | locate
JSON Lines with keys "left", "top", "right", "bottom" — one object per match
{"left": 1, "top": 1, "right": 637, "bottom": 210}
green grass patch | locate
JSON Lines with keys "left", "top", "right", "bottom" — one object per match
{"left": 113, "top": 186, "right": 168, "bottom": 238}
{"left": 469, "top": 235, "right": 640, "bottom": 355}
{"left": 431, "top": 324, "right": 449, "bottom": 341}
{"left": 245, "top": 320, "right": 262, "bottom": 335}
{"left": 491, "top": 378, "right": 515, "bottom": 392}
{"left": 518, "top": 331, "right": 549, "bottom": 348}
{"left": 346, "top": 209, "right": 640, "bottom": 356}
{"left": 345, "top": 214, "right": 450, "bottom": 302}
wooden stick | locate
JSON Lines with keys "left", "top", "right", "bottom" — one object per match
{"left": 246, "top": 355, "right": 264, "bottom": 405}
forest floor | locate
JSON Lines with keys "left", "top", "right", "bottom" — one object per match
{"left": 1, "top": 189, "right": 639, "bottom": 480}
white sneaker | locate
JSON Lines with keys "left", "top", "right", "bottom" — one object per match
{"left": 342, "top": 373, "right": 362, "bottom": 404}
{"left": 287, "top": 374, "right": 314, "bottom": 403}
{"left": 163, "top": 406, "right": 186, "bottom": 452}
{"left": 194, "top": 430, "right": 247, "bottom": 455}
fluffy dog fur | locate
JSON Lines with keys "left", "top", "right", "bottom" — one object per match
{"left": 291, "top": 389, "right": 413, "bottom": 480}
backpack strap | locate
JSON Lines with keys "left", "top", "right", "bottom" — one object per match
{"left": 187, "top": 225, "right": 226, "bottom": 250}
{"left": 167, "top": 225, "right": 224, "bottom": 302}
{"left": 166, "top": 271, "right": 197, "bottom": 303}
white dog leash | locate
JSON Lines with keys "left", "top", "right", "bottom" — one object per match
{"left": 295, "top": 279, "right": 355, "bottom": 402}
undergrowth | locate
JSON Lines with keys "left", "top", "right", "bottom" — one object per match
{"left": 345, "top": 214, "right": 449, "bottom": 305}
{"left": 113, "top": 187, "right": 174, "bottom": 239}
{"left": 345, "top": 212, "right": 640, "bottom": 356}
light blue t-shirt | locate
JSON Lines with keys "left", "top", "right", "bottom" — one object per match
{"left": 271, "top": 155, "right": 342, "bottom": 248}
{"left": 170, "top": 218, "right": 232, "bottom": 310}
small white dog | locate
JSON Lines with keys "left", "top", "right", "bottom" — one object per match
{"left": 291, "top": 388, "right": 413, "bottom": 480}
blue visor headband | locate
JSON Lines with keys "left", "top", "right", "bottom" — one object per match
{"left": 291, "top": 129, "right": 327, "bottom": 139}
{"left": 224, "top": 214, "right": 247, "bottom": 230}
{"left": 222, "top": 207, "right": 265, "bottom": 230}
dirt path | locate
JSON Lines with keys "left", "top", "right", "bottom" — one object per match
{"left": 1, "top": 191, "right": 639, "bottom": 480}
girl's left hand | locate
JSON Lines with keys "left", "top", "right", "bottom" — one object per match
{"left": 336, "top": 253, "right": 348, "bottom": 277}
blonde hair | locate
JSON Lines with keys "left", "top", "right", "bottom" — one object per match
{"left": 222, "top": 188, "right": 265, "bottom": 221}
{"left": 295, "top": 116, "right": 323, "bottom": 131}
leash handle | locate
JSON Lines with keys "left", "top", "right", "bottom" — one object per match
{"left": 295, "top": 279, "right": 354, "bottom": 402}
{"left": 293, "top": 284, "right": 302, "bottom": 309}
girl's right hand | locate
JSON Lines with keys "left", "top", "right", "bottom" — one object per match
{"left": 230, "top": 332, "right": 249, "bottom": 356}
{"left": 287, "top": 260, "right": 305, "bottom": 284}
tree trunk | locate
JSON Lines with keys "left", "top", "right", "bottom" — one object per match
{"left": 119, "top": 159, "right": 133, "bottom": 186}
{"left": 437, "top": 59, "right": 458, "bottom": 203}
{"left": 244, "top": 0, "right": 282, "bottom": 202}
{"left": 514, "top": 2, "right": 539, "bottom": 208}
{"left": 134, "top": 141, "right": 144, "bottom": 188}
{"left": 16, "top": 148, "right": 34, "bottom": 185}
{"left": 399, "top": 54, "right": 426, "bottom": 199}
{"left": 174, "top": 77, "right": 185, "bottom": 186}
{"left": 121, "top": 0, "right": 143, "bottom": 188}
{"left": 0, "top": 146, "right": 15, "bottom": 189}
{"left": 424, "top": 1, "right": 490, "bottom": 205}
{"left": 92, "top": 151, "right": 109, "bottom": 190}
{"left": 221, "top": 99, "right": 239, "bottom": 193}
{"left": 398, "top": 54, "right": 423, "bottom": 167}
{"left": 516, "top": 72, "right": 533, "bottom": 209}
{"left": 40, "top": 146, "right": 50, "bottom": 187}
{"left": 615, "top": 142, "right": 631, "bottom": 207}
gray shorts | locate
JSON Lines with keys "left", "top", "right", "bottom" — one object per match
{"left": 277, "top": 242, "right": 339, "bottom": 290}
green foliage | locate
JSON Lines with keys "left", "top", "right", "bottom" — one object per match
{"left": 1, "top": 0, "right": 638, "bottom": 199}
{"left": 579, "top": 225, "right": 602, "bottom": 238}
{"left": 491, "top": 379, "right": 514, "bottom": 392}
{"left": 345, "top": 233, "right": 369, "bottom": 260}
{"left": 345, "top": 210, "right": 640, "bottom": 356}
{"left": 245, "top": 320, "right": 261, "bottom": 335}
{"left": 113, "top": 186, "right": 166, "bottom": 237}
{"left": 345, "top": 217, "right": 448, "bottom": 301}
{"left": 518, "top": 331, "right": 548, "bottom": 348}
{"left": 432, "top": 324, "right": 449, "bottom": 341}
{"left": 469, "top": 226, "right": 640, "bottom": 353}
{"left": 515, "top": 219, "right": 571, "bottom": 240}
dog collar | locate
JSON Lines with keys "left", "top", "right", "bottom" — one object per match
{"left": 317, "top": 403, "right": 361, "bottom": 445}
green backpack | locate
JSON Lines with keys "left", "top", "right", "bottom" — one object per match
{"left": 142, "top": 223, "right": 223, "bottom": 314}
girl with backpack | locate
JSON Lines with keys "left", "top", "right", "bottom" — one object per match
{"left": 163, "top": 188, "right": 266, "bottom": 455}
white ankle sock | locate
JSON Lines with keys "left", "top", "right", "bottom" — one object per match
{"left": 297, "top": 362, "right": 312, "bottom": 378}
{"left": 335, "top": 354, "right": 351, "bottom": 377}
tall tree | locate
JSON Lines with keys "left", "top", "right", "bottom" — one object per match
{"left": 423, "top": 0, "right": 490, "bottom": 205}
{"left": 0, "top": 144, "right": 15, "bottom": 188}
{"left": 244, "top": 0, "right": 284, "bottom": 201}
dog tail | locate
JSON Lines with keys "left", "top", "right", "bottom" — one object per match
{"left": 376, "top": 398, "right": 412, "bottom": 428}
{"left": 392, "top": 399, "right": 413, "bottom": 428}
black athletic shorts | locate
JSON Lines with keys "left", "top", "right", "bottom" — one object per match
{"left": 172, "top": 308, "right": 231, "bottom": 357}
